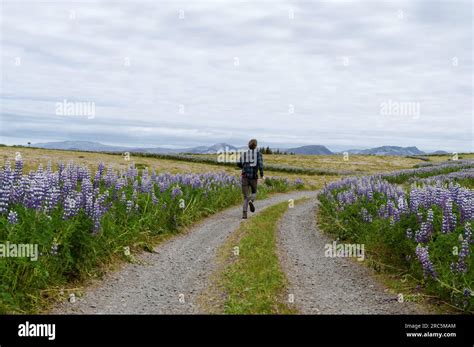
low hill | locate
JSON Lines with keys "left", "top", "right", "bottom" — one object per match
{"left": 285, "top": 145, "right": 333, "bottom": 155}
{"left": 346, "top": 146, "right": 425, "bottom": 156}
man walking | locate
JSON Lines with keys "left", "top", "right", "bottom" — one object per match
{"left": 237, "top": 139, "right": 264, "bottom": 219}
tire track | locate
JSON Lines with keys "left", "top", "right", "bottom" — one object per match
{"left": 277, "top": 198, "right": 427, "bottom": 314}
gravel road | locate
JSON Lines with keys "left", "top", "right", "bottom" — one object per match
{"left": 277, "top": 198, "right": 427, "bottom": 314}
{"left": 52, "top": 190, "right": 318, "bottom": 314}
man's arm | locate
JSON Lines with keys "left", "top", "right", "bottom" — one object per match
{"left": 237, "top": 154, "right": 243, "bottom": 169}
{"left": 258, "top": 152, "right": 264, "bottom": 178}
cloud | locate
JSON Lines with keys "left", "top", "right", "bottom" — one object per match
{"left": 0, "top": 0, "right": 472, "bottom": 152}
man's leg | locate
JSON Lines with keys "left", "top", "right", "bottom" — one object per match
{"left": 241, "top": 176, "right": 249, "bottom": 218}
{"left": 248, "top": 179, "right": 257, "bottom": 213}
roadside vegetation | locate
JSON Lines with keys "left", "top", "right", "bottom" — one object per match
{"left": 318, "top": 161, "right": 474, "bottom": 312}
{"left": 0, "top": 156, "right": 301, "bottom": 313}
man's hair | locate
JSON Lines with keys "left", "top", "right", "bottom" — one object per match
{"left": 248, "top": 139, "right": 257, "bottom": 150}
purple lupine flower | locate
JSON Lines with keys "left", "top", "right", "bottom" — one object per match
{"left": 62, "top": 178, "right": 72, "bottom": 199}
{"left": 451, "top": 223, "right": 472, "bottom": 273}
{"left": 367, "top": 189, "right": 373, "bottom": 201}
{"left": 63, "top": 195, "right": 78, "bottom": 220}
{"left": 465, "top": 222, "right": 473, "bottom": 242}
{"left": 57, "top": 161, "right": 65, "bottom": 178}
{"left": 51, "top": 241, "right": 59, "bottom": 255}
{"left": 151, "top": 192, "right": 158, "bottom": 205}
{"left": 32, "top": 170, "right": 48, "bottom": 211}
{"left": 140, "top": 168, "right": 153, "bottom": 193}
{"left": 89, "top": 190, "right": 111, "bottom": 234}
{"left": 115, "top": 177, "right": 126, "bottom": 191}
{"left": 104, "top": 167, "right": 117, "bottom": 188}
{"left": 127, "top": 164, "right": 138, "bottom": 181}
{"left": 93, "top": 169, "right": 101, "bottom": 189}
{"left": 7, "top": 210, "right": 18, "bottom": 224}
{"left": 397, "top": 196, "right": 408, "bottom": 215}
{"left": 68, "top": 163, "right": 78, "bottom": 191}
{"left": 360, "top": 208, "right": 372, "bottom": 223}
{"left": 415, "top": 209, "right": 434, "bottom": 243}
{"left": 92, "top": 200, "right": 102, "bottom": 233}
{"left": 457, "top": 189, "right": 473, "bottom": 223}
{"left": 81, "top": 178, "right": 94, "bottom": 217}
{"left": 191, "top": 177, "right": 202, "bottom": 189}
{"left": 0, "top": 161, "right": 13, "bottom": 214}
{"left": 415, "top": 245, "right": 437, "bottom": 279}
{"left": 171, "top": 186, "right": 183, "bottom": 198}
{"left": 415, "top": 222, "right": 432, "bottom": 243}
{"left": 126, "top": 200, "right": 133, "bottom": 214}
{"left": 293, "top": 178, "right": 304, "bottom": 187}
{"left": 378, "top": 204, "right": 387, "bottom": 218}
{"left": 387, "top": 201, "right": 397, "bottom": 219}
{"left": 416, "top": 210, "right": 423, "bottom": 224}
{"left": 13, "top": 156, "right": 23, "bottom": 183}
{"left": 442, "top": 199, "right": 456, "bottom": 233}
{"left": 44, "top": 182, "right": 59, "bottom": 213}
{"left": 442, "top": 214, "right": 450, "bottom": 233}
{"left": 12, "top": 175, "right": 26, "bottom": 204}
{"left": 410, "top": 188, "right": 421, "bottom": 213}
{"left": 160, "top": 182, "right": 168, "bottom": 193}
{"left": 426, "top": 209, "right": 434, "bottom": 224}
{"left": 97, "top": 162, "right": 105, "bottom": 177}
{"left": 22, "top": 172, "right": 34, "bottom": 209}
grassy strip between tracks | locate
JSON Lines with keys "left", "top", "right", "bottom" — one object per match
{"left": 219, "top": 199, "right": 307, "bottom": 314}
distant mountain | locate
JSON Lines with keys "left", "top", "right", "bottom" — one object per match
{"left": 31, "top": 141, "right": 446, "bottom": 157}
{"left": 285, "top": 145, "right": 333, "bottom": 155}
{"left": 33, "top": 141, "right": 133, "bottom": 152}
{"left": 183, "top": 143, "right": 238, "bottom": 154}
{"left": 345, "top": 146, "right": 425, "bottom": 156}
{"left": 429, "top": 150, "right": 449, "bottom": 155}
{"left": 32, "top": 141, "right": 238, "bottom": 155}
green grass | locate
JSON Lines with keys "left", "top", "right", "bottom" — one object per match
{"left": 221, "top": 200, "right": 300, "bottom": 314}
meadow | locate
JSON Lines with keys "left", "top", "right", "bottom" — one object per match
{"left": 3, "top": 146, "right": 470, "bottom": 189}
{"left": 1, "top": 145, "right": 473, "bottom": 313}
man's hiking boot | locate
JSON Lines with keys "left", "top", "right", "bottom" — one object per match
{"left": 242, "top": 211, "right": 247, "bottom": 219}
{"left": 249, "top": 200, "right": 255, "bottom": 213}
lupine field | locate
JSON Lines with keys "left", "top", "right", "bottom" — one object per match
{"left": 0, "top": 157, "right": 303, "bottom": 313}
{"left": 319, "top": 160, "right": 474, "bottom": 312}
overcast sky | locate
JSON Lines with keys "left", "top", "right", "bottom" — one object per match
{"left": 0, "top": 0, "right": 472, "bottom": 152}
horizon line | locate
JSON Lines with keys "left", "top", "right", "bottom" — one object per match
{"left": 1, "top": 139, "right": 471, "bottom": 154}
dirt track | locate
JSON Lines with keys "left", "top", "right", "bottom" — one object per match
{"left": 52, "top": 190, "right": 318, "bottom": 314}
{"left": 277, "top": 199, "right": 426, "bottom": 314}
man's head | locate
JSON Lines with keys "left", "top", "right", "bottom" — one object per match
{"left": 248, "top": 139, "right": 257, "bottom": 150}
